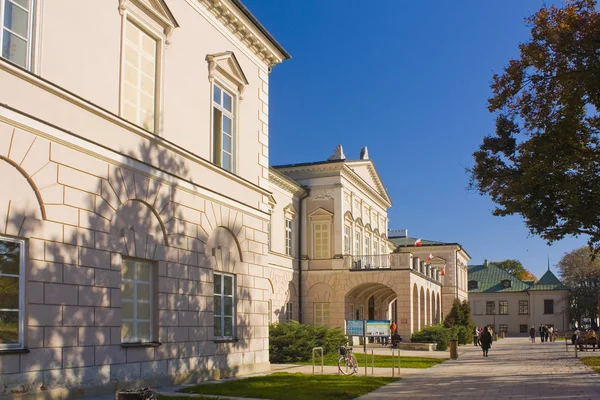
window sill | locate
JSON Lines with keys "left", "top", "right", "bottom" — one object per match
{"left": 0, "top": 348, "right": 30, "bottom": 355}
{"left": 214, "top": 338, "right": 239, "bottom": 344}
{"left": 121, "top": 342, "right": 162, "bottom": 348}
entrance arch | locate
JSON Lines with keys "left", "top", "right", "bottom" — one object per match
{"left": 420, "top": 287, "right": 425, "bottom": 329}
{"left": 412, "top": 284, "right": 419, "bottom": 331}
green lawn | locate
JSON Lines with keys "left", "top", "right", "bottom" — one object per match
{"left": 297, "top": 352, "right": 447, "bottom": 369}
{"left": 178, "top": 373, "right": 398, "bottom": 400}
{"left": 580, "top": 356, "right": 600, "bottom": 372}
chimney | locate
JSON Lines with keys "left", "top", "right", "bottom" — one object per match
{"left": 483, "top": 259, "right": 488, "bottom": 267}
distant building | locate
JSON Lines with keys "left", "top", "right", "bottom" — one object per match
{"left": 468, "top": 261, "right": 569, "bottom": 336}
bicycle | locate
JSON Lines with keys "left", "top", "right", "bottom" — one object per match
{"left": 338, "top": 346, "right": 359, "bottom": 375}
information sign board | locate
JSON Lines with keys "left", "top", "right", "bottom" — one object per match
{"left": 366, "top": 320, "right": 391, "bottom": 337}
{"left": 346, "top": 320, "right": 364, "bottom": 336}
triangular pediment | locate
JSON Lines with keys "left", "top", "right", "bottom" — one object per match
{"left": 308, "top": 207, "right": 334, "bottom": 218}
{"left": 123, "top": 0, "right": 179, "bottom": 28}
{"left": 207, "top": 52, "right": 249, "bottom": 91}
{"left": 345, "top": 161, "right": 391, "bottom": 205}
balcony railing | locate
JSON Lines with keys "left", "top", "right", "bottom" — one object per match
{"left": 350, "top": 254, "right": 391, "bottom": 269}
{"left": 344, "top": 253, "right": 442, "bottom": 282}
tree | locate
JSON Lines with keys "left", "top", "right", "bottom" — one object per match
{"left": 469, "top": 0, "right": 600, "bottom": 253}
{"left": 557, "top": 246, "right": 600, "bottom": 326}
{"left": 488, "top": 259, "right": 537, "bottom": 281}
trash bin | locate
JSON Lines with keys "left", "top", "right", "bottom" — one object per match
{"left": 449, "top": 339, "right": 458, "bottom": 360}
{"left": 116, "top": 388, "right": 156, "bottom": 400}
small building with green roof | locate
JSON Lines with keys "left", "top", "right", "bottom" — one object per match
{"left": 468, "top": 261, "right": 569, "bottom": 337}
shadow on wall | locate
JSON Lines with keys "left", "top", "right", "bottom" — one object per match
{"left": 0, "top": 131, "right": 260, "bottom": 395}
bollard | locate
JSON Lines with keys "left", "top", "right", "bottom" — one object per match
{"left": 449, "top": 339, "right": 458, "bottom": 360}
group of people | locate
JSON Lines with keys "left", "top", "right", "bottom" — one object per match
{"left": 473, "top": 326, "right": 493, "bottom": 357}
{"left": 528, "top": 324, "right": 557, "bottom": 343}
{"left": 571, "top": 328, "right": 597, "bottom": 351}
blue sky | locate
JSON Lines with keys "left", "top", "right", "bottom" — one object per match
{"left": 243, "top": 0, "right": 585, "bottom": 279}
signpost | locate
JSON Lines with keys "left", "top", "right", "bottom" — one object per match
{"left": 346, "top": 320, "right": 391, "bottom": 376}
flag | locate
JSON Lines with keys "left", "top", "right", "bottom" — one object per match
{"left": 414, "top": 238, "right": 422, "bottom": 247}
{"left": 441, "top": 265, "right": 446, "bottom": 276}
{"left": 426, "top": 253, "right": 433, "bottom": 262}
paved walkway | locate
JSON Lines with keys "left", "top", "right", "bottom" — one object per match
{"left": 359, "top": 337, "right": 600, "bottom": 400}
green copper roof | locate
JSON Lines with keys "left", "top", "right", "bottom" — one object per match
{"left": 467, "top": 264, "right": 532, "bottom": 293}
{"left": 529, "top": 269, "right": 569, "bottom": 291}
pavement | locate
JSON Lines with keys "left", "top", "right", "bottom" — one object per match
{"left": 358, "top": 337, "right": 600, "bottom": 399}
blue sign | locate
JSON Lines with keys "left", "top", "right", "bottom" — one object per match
{"left": 346, "top": 320, "right": 364, "bottom": 336}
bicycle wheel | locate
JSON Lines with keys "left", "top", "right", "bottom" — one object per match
{"left": 338, "top": 354, "right": 359, "bottom": 375}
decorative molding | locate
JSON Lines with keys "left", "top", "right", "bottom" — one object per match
{"left": 206, "top": 52, "right": 249, "bottom": 99}
{"left": 198, "top": 0, "right": 287, "bottom": 67}
{"left": 268, "top": 168, "right": 306, "bottom": 197}
{"left": 311, "top": 188, "right": 334, "bottom": 201}
{"left": 283, "top": 204, "right": 297, "bottom": 219}
{"left": 119, "top": 0, "right": 179, "bottom": 44}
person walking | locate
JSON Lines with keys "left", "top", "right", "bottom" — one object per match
{"left": 529, "top": 325, "right": 536, "bottom": 343}
{"left": 473, "top": 326, "right": 479, "bottom": 346}
{"left": 539, "top": 324, "right": 545, "bottom": 343}
{"left": 549, "top": 326, "right": 554, "bottom": 342}
{"left": 480, "top": 326, "right": 493, "bottom": 357}
{"left": 544, "top": 326, "right": 550, "bottom": 343}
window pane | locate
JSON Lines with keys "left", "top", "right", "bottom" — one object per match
{"left": 136, "top": 263, "right": 151, "bottom": 282}
{"left": 126, "top": 20, "right": 139, "bottom": 43}
{"left": 223, "top": 92, "right": 232, "bottom": 112}
{"left": 222, "top": 152, "right": 232, "bottom": 172}
{"left": 214, "top": 295, "right": 221, "bottom": 315}
{"left": 2, "top": 30, "right": 27, "bottom": 68}
{"left": 222, "top": 116, "right": 232, "bottom": 135}
{"left": 122, "top": 281, "right": 134, "bottom": 300}
{"left": 0, "top": 240, "right": 20, "bottom": 275}
{"left": 0, "top": 310, "right": 19, "bottom": 344}
{"left": 3, "top": 2, "right": 29, "bottom": 38}
{"left": 11, "top": 0, "right": 30, "bottom": 10}
{"left": 122, "top": 261, "right": 134, "bottom": 280}
{"left": 137, "top": 283, "right": 150, "bottom": 301}
{"left": 214, "top": 274, "right": 222, "bottom": 294}
{"left": 224, "top": 296, "right": 233, "bottom": 316}
{"left": 224, "top": 276, "right": 233, "bottom": 295}
{"left": 137, "top": 322, "right": 151, "bottom": 341}
{"left": 214, "top": 316, "right": 222, "bottom": 337}
{"left": 122, "top": 302, "right": 134, "bottom": 319}
{"left": 223, "top": 133, "right": 232, "bottom": 153}
{"left": 141, "top": 33, "right": 155, "bottom": 57}
{"left": 122, "top": 321, "right": 134, "bottom": 341}
{"left": 0, "top": 276, "right": 19, "bottom": 309}
{"left": 213, "top": 85, "right": 221, "bottom": 104}
{"left": 137, "top": 302, "right": 151, "bottom": 320}
{"left": 224, "top": 316, "right": 233, "bottom": 336}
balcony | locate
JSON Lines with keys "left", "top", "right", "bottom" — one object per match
{"left": 344, "top": 253, "right": 410, "bottom": 270}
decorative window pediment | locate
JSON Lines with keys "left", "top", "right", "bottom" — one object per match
{"left": 308, "top": 207, "right": 333, "bottom": 221}
{"left": 207, "top": 52, "right": 249, "bottom": 99}
{"left": 267, "top": 194, "right": 277, "bottom": 210}
{"left": 119, "top": 0, "right": 179, "bottom": 42}
{"left": 343, "top": 211, "right": 354, "bottom": 221}
{"left": 284, "top": 204, "right": 297, "bottom": 220}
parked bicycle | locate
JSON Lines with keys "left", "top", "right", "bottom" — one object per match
{"left": 338, "top": 346, "right": 359, "bottom": 375}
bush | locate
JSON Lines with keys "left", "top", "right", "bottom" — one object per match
{"left": 410, "top": 324, "right": 450, "bottom": 351}
{"left": 457, "top": 325, "right": 469, "bottom": 345}
{"left": 269, "top": 321, "right": 347, "bottom": 363}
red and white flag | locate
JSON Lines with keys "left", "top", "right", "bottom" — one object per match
{"left": 426, "top": 253, "right": 433, "bottom": 262}
{"left": 414, "top": 238, "right": 422, "bottom": 247}
{"left": 441, "top": 265, "right": 446, "bottom": 276}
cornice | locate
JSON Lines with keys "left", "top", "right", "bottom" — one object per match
{"left": 341, "top": 166, "right": 391, "bottom": 209}
{"left": 269, "top": 168, "right": 307, "bottom": 197}
{"left": 198, "top": 0, "right": 288, "bottom": 67}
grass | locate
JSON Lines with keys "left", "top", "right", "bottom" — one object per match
{"left": 297, "top": 352, "right": 447, "bottom": 369}
{"left": 580, "top": 356, "right": 600, "bottom": 372}
{"left": 178, "top": 373, "right": 398, "bottom": 400}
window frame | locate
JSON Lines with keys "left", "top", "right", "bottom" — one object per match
{"left": 314, "top": 302, "right": 329, "bottom": 326}
{"left": 121, "top": 258, "right": 155, "bottom": 344}
{"left": 499, "top": 324, "right": 508, "bottom": 334}
{"left": 518, "top": 300, "right": 529, "bottom": 315}
{"left": 285, "top": 218, "right": 293, "bottom": 256}
{"left": 212, "top": 82, "right": 237, "bottom": 172}
{"left": 498, "top": 300, "right": 508, "bottom": 315}
{"left": 544, "top": 299, "right": 554, "bottom": 315}
{"left": 0, "top": 0, "right": 35, "bottom": 71}
{"left": 312, "top": 221, "right": 330, "bottom": 260}
{"left": 344, "top": 225, "right": 351, "bottom": 255}
{"left": 485, "top": 301, "right": 495, "bottom": 315}
{"left": 119, "top": 14, "right": 162, "bottom": 133}
{"left": 0, "top": 235, "right": 26, "bottom": 350}
{"left": 214, "top": 272, "right": 236, "bottom": 339}
{"left": 285, "top": 302, "right": 293, "bottom": 322}
{"left": 520, "top": 324, "right": 528, "bottom": 333}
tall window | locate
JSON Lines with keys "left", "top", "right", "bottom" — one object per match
{"left": 519, "top": 300, "right": 528, "bottom": 315}
{"left": 486, "top": 301, "right": 495, "bottom": 315}
{"left": 344, "top": 225, "right": 351, "bottom": 255}
{"left": 285, "top": 219, "right": 293, "bottom": 256}
{"left": 285, "top": 302, "right": 293, "bottom": 322}
{"left": 499, "top": 300, "right": 508, "bottom": 315}
{"left": 313, "top": 222, "right": 329, "bottom": 259}
{"left": 364, "top": 235, "right": 371, "bottom": 256}
{"left": 1, "top": 0, "right": 34, "bottom": 70}
{"left": 122, "top": 19, "right": 157, "bottom": 132}
{"left": 214, "top": 273, "right": 235, "bottom": 338}
{"left": 0, "top": 236, "right": 25, "bottom": 349}
{"left": 354, "top": 229, "right": 362, "bottom": 256}
{"left": 213, "top": 84, "right": 235, "bottom": 172}
{"left": 314, "top": 303, "right": 329, "bottom": 325}
{"left": 544, "top": 299, "right": 554, "bottom": 314}
{"left": 122, "top": 259, "right": 153, "bottom": 343}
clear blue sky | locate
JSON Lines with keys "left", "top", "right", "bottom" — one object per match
{"left": 243, "top": 0, "right": 585, "bottom": 280}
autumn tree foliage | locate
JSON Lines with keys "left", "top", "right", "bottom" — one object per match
{"left": 557, "top": 246, "right": 600, "bottom": 326}
{"left": 469, "top": 0, "right": 600, "bottom": 253}
{"left": 489, "top": 259, "right": 537, "bottom": 281}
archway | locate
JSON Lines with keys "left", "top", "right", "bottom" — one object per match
{"left": 426, "top": 289, "right": 431, "bottom": 326}
{"left": 412, "top": 284, "right": 419, "bottom": 332}
{"left": 420, "top": 287, "right": 425, "bottom": 329}
{"left": 436, "top": 293, "right": 441, "bottom": 324}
